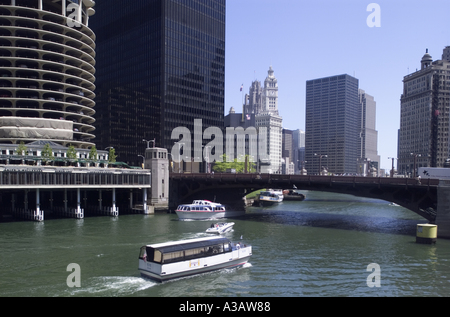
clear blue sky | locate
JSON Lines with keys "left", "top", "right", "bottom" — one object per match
{"left": 225, "top": 0, "right": 450, "bottom": 170}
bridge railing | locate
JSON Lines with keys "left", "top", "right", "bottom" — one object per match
{"left": 169, "top": 173, "right": 439, "bottom": 187}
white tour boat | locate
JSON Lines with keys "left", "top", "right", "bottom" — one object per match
{"left": 258, "top": 190, "right": 283, "bottom": 207}
{"left": 138, "top": 237, "right": 252, "bottom": 282}
{"left": 206, "top": 222, "right": 235, "bottom": 234}
{"left": 175, "top": 200, "right": 244, "bottom": 220}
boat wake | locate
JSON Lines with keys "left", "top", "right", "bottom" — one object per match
{"left": 67, "top": 276, "right": 156, "bottom": 296}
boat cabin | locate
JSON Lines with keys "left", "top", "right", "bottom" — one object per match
{"left": 139, "top": 237, "right": 233, "bottom": 265}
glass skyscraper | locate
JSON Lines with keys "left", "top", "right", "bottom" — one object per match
{"left": 90, "top": 0, "right": 225, "bottom": 165}
{"left": 305, "top": 74, "right": 360, "bottom": 175}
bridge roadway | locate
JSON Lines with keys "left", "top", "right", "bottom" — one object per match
{"left": 169, "top": 173, "right": 439, "bottom": 223}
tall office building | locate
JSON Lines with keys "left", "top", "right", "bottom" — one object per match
{"left": 90, "top": 0, "right": 225, "bottom": 165}
{"left": 359, "top": 89, "right": 380, "bottom": 175}
{"left": 0, "top": 0, "right": 96, "bottom": 149}
{"left": 398, "top": 48, "right": 450, "bottom": 175}
{"left": 305, "top": 74, "right": 360, "bottom": 174}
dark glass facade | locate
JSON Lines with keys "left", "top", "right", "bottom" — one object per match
{"left": 90, "top": 0, "right": 225, "bottom": 165}
{"left": 305, "top": 74, "right": 360, "bottom": 174}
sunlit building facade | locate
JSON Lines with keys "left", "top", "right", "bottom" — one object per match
{"left": 398, "top": 48, "right": 450, "bottom": 175}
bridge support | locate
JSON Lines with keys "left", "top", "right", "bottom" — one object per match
{"left": 435, "top": 182, "right": 450, "bottom": 238}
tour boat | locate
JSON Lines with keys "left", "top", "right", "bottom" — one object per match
{"left": 175, "top": 200, "right": 244, "bottom": 220}
{"left": 138, "top": 237, "right": 252, "bottom": 282}
{"left": 206, "top": 222, "right": 235, "bottom": 234}
{"left": 258, "top": 190, "right": 283, "bottom": 206}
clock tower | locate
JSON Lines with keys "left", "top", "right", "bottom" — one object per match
{"left": 263, "top": 66, "right": 278, "bottom": 114}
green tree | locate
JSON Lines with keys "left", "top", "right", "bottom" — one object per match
{"left": 16, "top": 141, "right": 27, "bottom": 156}
{"left": 108, "top": 147, "right": 117, "bottom": 163}
{"left": 88, "top": 145, "right": 98, "bottom": 161}
{"left": 212, "top": 154, "right": 256, "bottom": 173}
{"left": 41, "top": 143, "right": 54, "bottom": 164}
{"left": 66, "top": 145, "right": 77, "bottom": 160}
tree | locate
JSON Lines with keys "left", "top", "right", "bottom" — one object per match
{"left": 88, "top": 145, "right": 97, "bottom": 161}
{"left": 16, "top": 141, "right": 27, "bottom": 156}
{"left": 108, "top": 147, "right": 117, "bottom": 163}
{"left": 66, "top": 145, "right": 77, "bottom": 160}
{"left": 41, "top": 143, "right": 54, "bottom": 164}
{"left": 212, "top": 154, "right": 256, "bottom": 173}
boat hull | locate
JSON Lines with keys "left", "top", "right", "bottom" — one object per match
{"left": 139, "top": 247, "right": 252, "bottom": 282}
{"left": 175, "top": 210, "right": 245, "bottom": 220}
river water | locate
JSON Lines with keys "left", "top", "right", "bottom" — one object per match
{"left": 1, "top": 190, "right": 449, "bottom": 297}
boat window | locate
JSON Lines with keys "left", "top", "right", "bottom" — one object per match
{"left": 163, "top": 251, "right": 184, "bottom": 264}
{"left": 185, "top": 247, "right": 206, "bottom": 259}
{"left": 139, "top": 246, "right": 146, "bottom": 259}
{"left": 153, "top": 250, "right": 162, "bottom": 263}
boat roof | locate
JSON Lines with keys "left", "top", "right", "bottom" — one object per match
{"left": 179, "top": 200, "right": 223, "bottom": 206}
{"left": 145, "top": 237, "right": 230, "bottom": 253}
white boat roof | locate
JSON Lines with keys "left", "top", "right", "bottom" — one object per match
{"left": 146, "top": 236, "right": 228, "bottom": 249}
{"left": 179, "top": 200, "right": 223, "bottom": 206}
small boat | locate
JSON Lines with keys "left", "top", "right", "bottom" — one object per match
{"left": 258, "top": 190, "right": 283, "bottom": 207}
{"left": 175, "top": 200, "right": 244, "bottom": 220}
{"left": 206, "top": 222, "right": 235, "bottom": 234}
{"left": 283, "top": 189, "right": 306, "bottom": 201}
{"left": 138, "top": 236, "right": 252, "bottom": 282}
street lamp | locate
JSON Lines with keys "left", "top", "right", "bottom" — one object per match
{"left": 314, "top": 153, "right": 327, "bottom": 175}
{"left": 388, "top": 157, "right": 397, "bottom": 177}
{"left": 137, "top": 155, "right": 145, "bottom": 169}
{"left": 143, "top": 138, "right": 155, "bottom": 149}
{"left": 411, "top": 153, "right": 421, "bottom": 178}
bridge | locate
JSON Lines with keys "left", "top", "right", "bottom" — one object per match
{"left": 169, "top": 173, "right": 450, "bottom": 238}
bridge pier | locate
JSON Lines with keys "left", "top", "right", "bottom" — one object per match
{"left": 435, "top": 182, "right": 450, "bottom": 238}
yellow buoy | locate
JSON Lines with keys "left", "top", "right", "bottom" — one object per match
{"left": 416, "top": 224, "right": 437, "bottom": 244}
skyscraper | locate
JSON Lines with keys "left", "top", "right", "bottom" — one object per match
{"left": 90, "top": 0, "right": 225, "bottom": 165}
{"left": 359, "top": 89, "right": 380, "bottom": 175}
{"left": 398, "top": 48, "right": 450, "bottom": 175}
{"left": 305, "top": 74, "right": 360, "bottom": 175}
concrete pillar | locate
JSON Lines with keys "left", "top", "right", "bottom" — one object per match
{"left": 38, "top": 0, "right": 43, "bottom": 10}
{"left": 435, "top": 183, "right": 450, "bottom": 238}
{"left": 62, "top": 0, "right": 66, "bottom": 16}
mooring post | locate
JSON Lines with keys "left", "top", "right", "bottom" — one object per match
{"left": 143, "top": 188, "right": 147, "bottom": 214}
{"left": 112, "top": 188, "right": 116, "bottom": 212}
{"left": 77, "top": 188, "right": 81, "bottom": 213}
